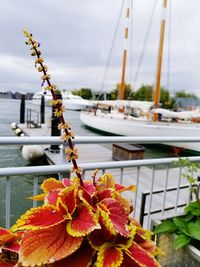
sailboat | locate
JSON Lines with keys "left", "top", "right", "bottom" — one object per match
{"left": 80, "top": 0, "right": 200, "bottom": 152}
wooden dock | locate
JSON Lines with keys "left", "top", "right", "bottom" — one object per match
{"left": 18, "top": 123, "right": 112, "bottom": 164}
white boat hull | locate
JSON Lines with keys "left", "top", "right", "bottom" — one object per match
{"left": 63, "top": 99, "right": 94, "bottom": 111}
{"left": 80, "top": 112, "right": 200, "bottom": 152}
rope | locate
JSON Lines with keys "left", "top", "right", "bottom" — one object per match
{"left": 133, "top": 0, "right": 158, "bottom": 86}
{"left": 100, "top": 0, "right": 126, "bottom": 95}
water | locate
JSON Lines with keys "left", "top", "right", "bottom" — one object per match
{"left": 0, "top": 99, "right": 193, "bottom": 226}
{"left": 0, "top": 99, "right": 113, "bottom": 226}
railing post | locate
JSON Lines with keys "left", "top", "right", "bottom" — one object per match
{"left": 139, "top": 192, "right": 146, "bottom": 226}
{"left": 50, "top": 93, "right": 62, "bottom": 152}
{"left": 40, "top": 95, "right": 45, "bottom": 124}
{"left": 20, "top": 94, "right": 25, "bottom": 123}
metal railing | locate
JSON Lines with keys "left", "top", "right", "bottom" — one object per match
{"left": 0, "top": 136, "right": 200, "bottom": 229}
{"left": 26, "top": 108, "right": 41, "bottom": 128}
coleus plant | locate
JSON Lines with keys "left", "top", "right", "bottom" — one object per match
{"left": 0, "top": 31, "right": 161, "bottom": 267}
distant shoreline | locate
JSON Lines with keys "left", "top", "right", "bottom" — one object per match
{"left": 0, "top": 91, "right": 33, "bottom": 100}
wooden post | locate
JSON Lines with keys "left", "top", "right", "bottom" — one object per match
{"left": 154, "top": 0, "right": 168, "bottom": 108}
{"left": 120, "top": 2, "right": 131, "bottom": 100}
{"left": 50, "top": 93, "right": 62, "bottom": 152}
{"left": 20, "top": 94, "right": 25, "bottom": 123}
{"left": 40, "top": 95, "right": 45, "bottom": 124}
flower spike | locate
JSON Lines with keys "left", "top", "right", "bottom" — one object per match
{"left": 23, "top": 30, "right": 84, "bottom": 187}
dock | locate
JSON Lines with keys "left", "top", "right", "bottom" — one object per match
{"left": 18, "top": 123, "right": 112, "bottom": 164}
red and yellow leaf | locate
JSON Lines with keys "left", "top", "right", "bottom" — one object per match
{"left": 62, "top": 178, "right": 72, "bottom": 187}
{"left": 49, "top": 242, "right": 94, "bottom": 267}
{"left": 88, "top": 228, "right": 113, "bottom": 250}
{"left": 27, "top": 193, "right": 45, "bottom": 201}
{"left": 83, "top": 181, "right": 96, "bottom": 195}
{"left": 96, "top": 243, "right": 123, "bottom": 267}
{"left": 0, "top": 228, "right": 9, "bottom": 236}
{"left": 97, "top": 174, "right": 115, "bottom": 190}
{"left": 78, "top": 188, "right": 94, "bottom": 209}
{"left": 130, "top": 218, "right": 152, "bottom": 242}
{"left": 58, "top": 185, "right": 77, "bottom": 215}
{"left": 0, "top": 260, "right": 16, "bottom": 267}
{"left": 3, "top": 242, "right": 20, "bottom": 253}
{"left": 139, "top": 240, "right": 158, "bottom": 256}
{"left": 115, "top": 184, "right": 136, "bottom": 193}
{"left": 41, "top": 178, "right": 64, "bottom": 193}
{"left": 97, "top": 189, "right": 113, "bottom": 202}
{"left": 114, "top": 192, "right": 133, "bottom": 215}
{"left": 124, "top": 242, "right": 160, "bottom": 267}
{"left": 98, "top": 198, "right": 130, "bottom": 237}
{"left": 11, "top": 205, "right": 66, "bottom": 231}
{"left": 46, "top": 190, "right": 60, "bottom": 205}
{"left": 19, "top": 222, "right": 83, "bottom": 266}
{"left": 0, "top": 228, "right": 22, "bottom": 251}
{"left": 67, "top": 204, "right": 99, "bottom": 237}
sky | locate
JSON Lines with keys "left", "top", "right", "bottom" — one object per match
{"left": 0, "top": 0, "right": 200, "bottom": 96}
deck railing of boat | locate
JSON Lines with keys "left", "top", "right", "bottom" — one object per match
{"left": 0, "top": 136, "right": 200, "bottom": 229}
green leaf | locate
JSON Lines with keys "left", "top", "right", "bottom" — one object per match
{"left": 188, "top": 221, "right": 200, "bottom": 241}
{"left": 154, "top": 220, "right": 177, "bottom": 234}
{"left": 173, "top": 234, "right": 191, "bottom": 249}
{"left": 191, "top": 209, "right": 200, "bottom": 216}
{"left": 172, "top": 217, "right": 189, "bottom": 235}
{"left": 184, "top": 201, "right": 200, "bottom": 213}
{"left": 183, "top": 213, "right": 194, "bottom": 222}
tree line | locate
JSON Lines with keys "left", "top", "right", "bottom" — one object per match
{"left": 72, "top": 84, "right": 198, "bottom": 109}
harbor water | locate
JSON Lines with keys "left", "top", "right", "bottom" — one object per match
{"left": 0, "top": 98, "right": 195, "bottom": 226}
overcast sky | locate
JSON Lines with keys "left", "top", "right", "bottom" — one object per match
{"left": 0, "top": 0, "right": 200, "bottom": 96}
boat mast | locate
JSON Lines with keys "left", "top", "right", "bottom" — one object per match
{"left": 120, "top": 0, "right": 131, "bottom": 100}
{"left": 154, "top": 0, "right": 168, "bottom": 108}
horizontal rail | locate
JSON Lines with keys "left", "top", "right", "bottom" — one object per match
{"left": 1, "top": 156, "right": 200, "bottom": 177}
{"left": 1, "top": 136, "right": 200, "bottom": 145}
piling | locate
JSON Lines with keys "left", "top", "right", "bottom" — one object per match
{"left": 40, "top": 95, "right": 45, "bottom": 124}
{"left": 50, "top": 93, "right": 62, "bottom": 152}
{"left": 20, "top": 94, "right": 25, "bottom": 123}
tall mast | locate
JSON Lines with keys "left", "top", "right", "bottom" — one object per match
{"left": 120, "top": 0, "right": 131, "bottom": 100}
{"left": 154, "top": 0, "right": 168, "bottom": 108}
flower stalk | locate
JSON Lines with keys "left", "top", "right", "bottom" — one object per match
{"left": 23, "top": 30, "right": 84, "bottom": 187}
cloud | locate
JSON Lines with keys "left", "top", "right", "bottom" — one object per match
{"left": 0, "top": 0, "right": 200, "bottom": 97}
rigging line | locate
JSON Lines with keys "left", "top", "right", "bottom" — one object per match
{"left": 166, "top": 0, "right": 171, "bottom": 91}
{"left": 100, "top": 0, "right": 126, "bottom": 94}
{"left": 133, "top": 0, "right": 158, "bottom": 86}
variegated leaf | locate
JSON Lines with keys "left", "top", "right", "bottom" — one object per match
{"left": 123, "top": 242, "right": 160, "bottom": 267}
{"left": 11, "top": 205, "right": 66, "bottom": 231}
{"left": 98, "top": 198, "right": 130, "bottom": 237}
{"left": 96, "top": 242, "right": 123, "bottom": 267}
{"left": 67, "top": 204, "right": 99, "bottom": 237}
{"left": 97, "top": 174, "right": 115, "bottom": 190}
{"left": 46, "top": 190, "right": 60, "bottom": 205}
{"left": 19, "top": 222, "right": 83, "bottom": 266}
{"left": 58, "top": 185, "right": 77, "bottom": 215}
{"left": 88, "top": 228, "right": 112, "bottom": 250}
{"left": 41, "top": 178, "right": 64, "bottom": 193}
{"left": 62, "top": 178, "right": 72, "bottom": 187}
{"left": 48, "top": 242, "right": 94, "bottom": 267}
